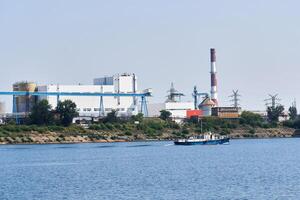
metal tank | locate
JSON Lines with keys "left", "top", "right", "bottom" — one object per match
{"left": 0, "top": 101, "right": 5, "bottom": 114}
{"left": 198, "top": 97, "right": 216, "bottom": 116}
{"left": 13, "top": 82, "right": 37, "bottom": 113}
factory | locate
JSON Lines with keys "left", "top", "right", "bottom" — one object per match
{"left": 148, "top": 83, "right": 194, "bottom": 123}
{"left": 38, "top": 73, "right": 139, "bottom": 117}
{"left": 13, "top": 82, "right": 37, "bottom": 113}
{"left": 148, "top": 48, "right": 241, "bottom": 122}
{"left": 0, "top": 101, "right": 5, "bottom": 114}
{"left": 0, "top": 101, "right": 5, "bottom": 124}
{"left": 0, "top": 48, "right": 241, "bottom": 124}
{"left": 11, "top": 73, "right": 150, "bottom": 119}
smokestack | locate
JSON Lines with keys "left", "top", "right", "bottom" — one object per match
{"left": 210, "top": 48, "right": 218, "bottom": 106}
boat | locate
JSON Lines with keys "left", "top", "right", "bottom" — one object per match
{"left": 174, "top": 132, "right": 229, "bottom": 145}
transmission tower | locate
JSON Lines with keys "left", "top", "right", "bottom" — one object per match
{"left": 264, "top": 94, "right": 281, "bottom": 108}
{"left": 292, "top": 99, "right": 297, "bottom": 108}
{"left": 229, "top": 90, "right": 241, "bottom": 107}
{"left": 166, "top": 82, "right": 184, "bottom": 102}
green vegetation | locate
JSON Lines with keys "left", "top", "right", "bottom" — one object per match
{"left": 56, "top": 100, "right": 79, "bottom": 126}
{"left": 159, "top": 110, "right": 172, "bottom": 121}
{"left": 28, "top": 99, "right": 78, "bottom": 126}
{"left": 239, "top": 111, "right": 264, "bottom": 127}
{"left": 0, "top": 124, "right": 85, "bottom": 136}
{"left": 288, "top": 106, "right": 297, "bottom": 120}
{"left": 267, "top": 105, "right": 284, "bottom": 123}
{"left": 29, "top": 100, "right": 55, "bottom": 125}
{"left": 282, "top": 117, "right": 300, "bottom": 129}
{"left": 0, "top": 108, "right": 297, "bottom": 144}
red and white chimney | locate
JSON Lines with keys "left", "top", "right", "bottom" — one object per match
{"left": 210, "top": 48, "right": 218, "bottom": 106}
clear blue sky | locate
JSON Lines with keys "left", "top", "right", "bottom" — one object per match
{"left": 1, "top": 0, "right": 300, "bottom": 112}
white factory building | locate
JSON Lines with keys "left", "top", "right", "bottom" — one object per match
{"left": 147, "top": 83, "right": 195, "bottom": 123}
{"left": 148, "top": 102, "right": 194, "bottom": 123}
{"left": 37, "top": 73, "right": 140, "bottom": 117}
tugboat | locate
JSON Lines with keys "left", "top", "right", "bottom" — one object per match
{"left": 174, "top": 132, "right": 229, "bottom": 145}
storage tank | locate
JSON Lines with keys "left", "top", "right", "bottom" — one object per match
{"left": 198, "top": 97, "right": 216, "bottom": 116}
{"left": 0, "top": 101, "right": 5, "bottom": 114}
{"left": 13, "top": 82, "right": 37, "bottom": 113}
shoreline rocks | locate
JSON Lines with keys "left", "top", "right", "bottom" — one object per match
{"left": 0, "top": 127, "right": 297, "bottom": 145}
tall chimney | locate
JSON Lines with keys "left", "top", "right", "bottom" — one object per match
{"left": 210, "top": 48, "right": 218, "bottom": 106}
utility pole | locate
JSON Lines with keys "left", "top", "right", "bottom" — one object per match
{"left": 292, "top": 99, "right": 297, "bottom": 108}
{"left": 229, "top": 90, "right": 241, "bottom": 108}
{"left": 264, "top": 94, "right": 281, "bottom": 108}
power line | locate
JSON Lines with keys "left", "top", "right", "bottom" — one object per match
{"left": 229, "top": 90, "right": 241, "bottom": 108}
{"left": 264, "top": 94, "right": 281, "bottom": 108}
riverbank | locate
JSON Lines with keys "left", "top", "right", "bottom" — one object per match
{"left": 0, "top": 126, "right": 296, "bottom": 145}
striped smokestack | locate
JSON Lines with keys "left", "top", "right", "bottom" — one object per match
{"left": 210, "top": 48, "right": 218, "bottom": 106}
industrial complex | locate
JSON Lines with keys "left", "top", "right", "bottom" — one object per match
{"left": 0, "top": 48, "right": 242, "bottom": 124}
{"left": 148, "top": 48, "right": 241, "bottom": 122}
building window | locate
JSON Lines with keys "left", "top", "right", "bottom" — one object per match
{"left": 94, "top": 108, "right": 100, "bottom": 111}
{"left": 87, "top": 108, "right": 91, "bottom": 112}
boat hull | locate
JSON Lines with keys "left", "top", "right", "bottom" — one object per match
{"left": 174, "top": 138, "right": 229, "bottom": 145}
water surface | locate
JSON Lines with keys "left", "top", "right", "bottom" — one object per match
{"left": 1, "top": 139, "right": 300, "bottom": 200}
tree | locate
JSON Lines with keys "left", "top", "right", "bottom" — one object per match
{"left": 267, "top": 105, "right": 284, "bottom": 123}
{"left": 288, "top": 106, "right": 297, "bottom": 120}
{"left": 159, "top": 110, "right": 172, "bottom": 121}
{"left": 131, "top": 113, "right": 144, "bottom": 123}
{"left": 240, "top": 111, "right": 264, "bottom": 127}
{"left": 103, "top": 110, "right": 119, "bottom": 123}
{"left": 29, "top": 99, "right": 54, "bottom": 125}
{"left": 56, "top": 100, "right": 79, "bottom": 126}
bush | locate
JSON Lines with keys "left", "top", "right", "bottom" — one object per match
{"left": 124, "top": 131, "right": 132, "bottom": 136}
{"left": 282, "top": 119, "right": 300, "bottom": 129}
{"left": 220, "top": 128, "right": 231, "bottom": 135}
{"left": 182, "top": 129, "right": 189, "bottom": 135}
{"left": 144, "top": 127, "right": 156, "bottom": 135}
{"left": 48, "top": 126, "right": 64, "bottom": 132}
{"left": 240, "top": 111, "right": 264, "bottom": 127}
{"left": 248, "top": 128, "right": 256, "bottom": 134}
{"left": 105, "top": 123, "right": 114, "bottom": 130}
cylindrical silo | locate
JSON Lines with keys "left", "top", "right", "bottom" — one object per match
{"left": 0, "top": 101, "right": 5, "bottom": 114}
{"left": 13, "top": 82, "right": 37, "bottom": 113}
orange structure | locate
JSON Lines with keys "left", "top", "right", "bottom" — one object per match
{"left": 186, "top": 110, "right": 203, "bottom": 118}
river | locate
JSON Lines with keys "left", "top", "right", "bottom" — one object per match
{"left": 1, "top": 138, "right": 300, "bottom": 199}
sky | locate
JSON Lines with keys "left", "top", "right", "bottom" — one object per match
{"left": 0, "top": 0, "right": 300, "bottom": 112}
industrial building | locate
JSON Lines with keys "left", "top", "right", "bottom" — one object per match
{"left": 3, "top": 48, "right": 243, "bottom": 124}
{"left": 148, "top": 83, "right": 195, "bottom": 123}
{"left": 0, "top": 102, "right": 4, "bottom": 124}
{"left": 148, "top": 48, "right": 243, "bottom": 122}
{"left": 13, "top": 82, "right": 37, "bottom": 113}
{"left": 211, "top": 107, "right": 241, "bottom": 118}
{"left": 10, "top": 73, "right": 149, "bottom": 118}
{"left": 38, "top": 73, "right": 139, "bottom": 117}
{"left": 0, "top": 101, "right": 4, "bottom": 114}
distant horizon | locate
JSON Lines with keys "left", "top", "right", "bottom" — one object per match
{"left": 1, "top": 0, "right": 300, "bottom": 112}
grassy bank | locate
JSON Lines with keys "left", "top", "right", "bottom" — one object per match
{"left": 0, "top": 116, "right": 297, "bottom": 144}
